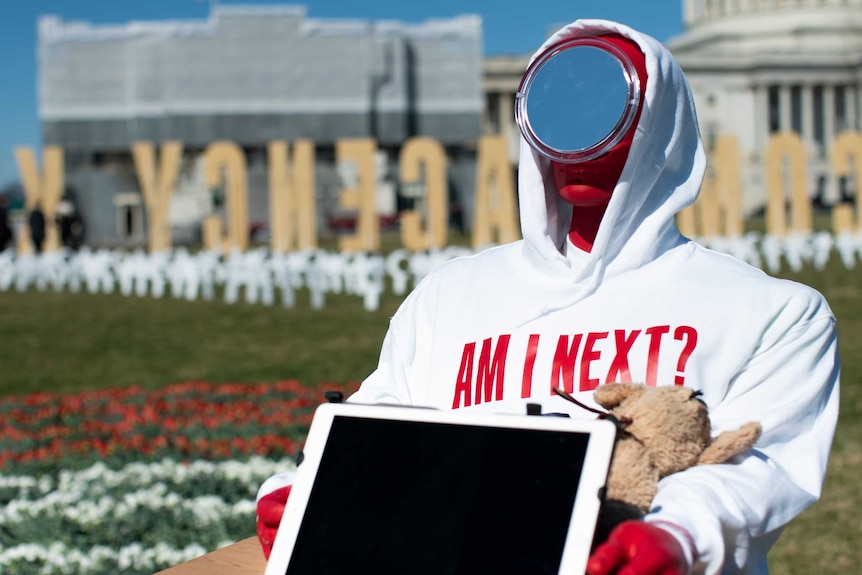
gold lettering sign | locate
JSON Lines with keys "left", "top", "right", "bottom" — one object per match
{"left": 204, "top": 141, "right": 249, "bottom": 253}
{"left": 764, "top": 132, "right": 810, "bottom": 237}
{"left": 337, "top": 139, "right": 379, "bottom": 253}
{"left": 399, "top": 137, "right": 448, "bottom": 252}
{"left": 473, "top": 135, "right": 519, "bottom": 248}
{"left": 696, "top": 159, "right": 722, "bottom": 238}
{"left": 202, "top": 216, "right": 223, "bottom": 252}
{"left": 268, "top": 140, "right": 317, "bottom": 252}
{"left": 715, "top": 135, "right": 743, "bottom": 238}
{"left": 676, "top": 196, "right": 696, "bottom": 238}
{"left": 132, "top": 141, "right": 183, "bottom": 253}
{"left": 688, "top": 135, "right": 743, "bottom": 238}
{"left": 830, "top": 131, "right": 862, "bottom": 234}
{"left": 14, "top": 146, "right": 64, "bottom": 254}
{"left": 18, "top": 131, "right": 862, "bottom": 257}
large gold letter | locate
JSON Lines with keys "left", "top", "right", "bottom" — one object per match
{"left": 268, "top": 140, "right": 317, "bottom": 252}
{"left": 764, "top": 132, "right": 810, "bottom": 237}
{"left": 714, "top": 135, "right": 743, "bottom": 237}
{"left": 473, "top": 136, "right": 519, "bottom": 249}
{"left": 337, "top": 139, "right": 379, "bottom": 253}
{"left": 132, "top": 141, "right": 183, "bottom": 253}
{"left": 830, "top": 130, "right": 862, "bottom": 234}
{"left": 204, "top": 141, "right": 249, "bottom": 253}
{"left": 14, "top": 146, "right": 64, "bottom": 253}
{"left": 683, "top": 135, "right": 742, "bottom": 238}
{"left": 399, "top": 137, "right": 448, "bottom": 252}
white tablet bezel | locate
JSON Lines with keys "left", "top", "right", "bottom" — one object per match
{"left": 264, "top": 402, "right": 617, "bottom": 575}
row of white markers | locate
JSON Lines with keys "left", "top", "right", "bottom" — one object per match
{"left": 0, "top": 244, "right": 475, "bottom": 311}
{"left": 1, "top": 231, "right": 860, "bottom": 311}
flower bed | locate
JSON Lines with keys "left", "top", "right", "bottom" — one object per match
{"left": 0, "top": 380, "right": 359, "bottom": 575}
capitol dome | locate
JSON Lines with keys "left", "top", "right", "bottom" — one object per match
{"left": 669, "top": 0, "right": 862, "bottom": 215}
{"left": 674, "top": 0, "right": 862, "bottom": 63}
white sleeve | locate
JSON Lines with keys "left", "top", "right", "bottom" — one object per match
{"left": 647, "top": 305, "right": 839, "bottom": 574}
{"left": 347, "top": 294, "right": 419, "bottom": 407}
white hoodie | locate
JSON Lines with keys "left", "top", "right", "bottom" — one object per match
{"left": 348, "top": 19, "right": 840, "bottom": 575}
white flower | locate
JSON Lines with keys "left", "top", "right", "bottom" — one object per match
{"left": 1, "top": 454, "right": 297, "bottom": 573}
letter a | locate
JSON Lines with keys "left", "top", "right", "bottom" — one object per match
{"left": 473, "top": 135, "right": 519, "bottom": 249}
{"left": 452, "top": 342, "right": 476, "bottom": 409}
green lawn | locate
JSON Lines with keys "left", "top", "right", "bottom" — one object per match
{"left": 0, "top": 254, "right": 859, "bottom": 573}
{"left": 767, "top": 260, "right": 862, "bottom": 574}
{"left": 0, "top": 288, "right": 402, "bottom": 396}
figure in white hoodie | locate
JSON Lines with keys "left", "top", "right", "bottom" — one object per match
{"left": 256, "top": 19, "right": 839, "bottom": 575}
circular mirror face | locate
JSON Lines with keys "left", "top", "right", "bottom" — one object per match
{"left": 516, "top": 38, "right": 641, "bottom": 163}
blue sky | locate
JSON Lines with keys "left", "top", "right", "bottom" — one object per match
{"left": 0, "top": 0, "right": 684, "bottom": 188}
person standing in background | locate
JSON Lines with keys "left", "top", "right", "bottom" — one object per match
{"left": 29, "top": 201, "right": 46, "bottom": 254}
{"left": 0, "top": 196, "right": 12, "bottom": 252}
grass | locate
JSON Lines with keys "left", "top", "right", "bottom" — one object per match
{"left": 0, "top": 250, "right": 859, "bottom": 573}
{"left": 766, "top": 260, "right": 862, "bottom": 574}
{"left": 0, "top": 288, "right": 402, "bottom": 396}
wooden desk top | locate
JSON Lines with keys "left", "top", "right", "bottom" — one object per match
{"left": 154, "top": 537, "right": 266, "bottom": 575}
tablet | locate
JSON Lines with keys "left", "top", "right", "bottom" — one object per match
{"left": 264, "top": 402, "right": 617, "bottom": 575}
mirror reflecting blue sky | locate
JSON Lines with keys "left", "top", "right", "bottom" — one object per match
{"left": 525, "top": 46, "right": 630, "bottom": 153}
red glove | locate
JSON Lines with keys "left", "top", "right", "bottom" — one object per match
{"left": 587, "top": 520, "right": 691, "bottom": 575}
{"left": 256, "top": 484, "right": 292, "bottom": 560}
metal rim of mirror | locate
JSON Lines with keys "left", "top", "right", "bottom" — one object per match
{"left": 515, "top": 36, "right": 642, "bottom": 164}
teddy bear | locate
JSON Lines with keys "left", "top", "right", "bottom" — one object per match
{"left": 555, "top": 383, "right": 762, "bottom": 547}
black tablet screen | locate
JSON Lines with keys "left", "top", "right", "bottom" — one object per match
{"left": 284, "top": 415, "right": 591, "bottom": 575}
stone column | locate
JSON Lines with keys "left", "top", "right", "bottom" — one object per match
{"left": 754, "top": 84, "right": 769, "bottom": 153}
{"left": 802, "top": 84, "right": 817, "bottom": 200}
{"left": 823, "top": 85, "right": 840, "bottom": 203}
{"left": 824, "top": 85, "right": 836, "bottom": 146}
{"left": 802, "top": 84, "right": 815, "bottom": 144}
{"left": 844, "top": 86, "right": 857, "bottom": 133}
{"left": 857, "top": 84, "right": 862, "bottom": 130}
{"left": 684, "top": 0, "right": 698, "bottom": 25}
{"left": 779, "top": 85, "right": 793, "bottom": 132}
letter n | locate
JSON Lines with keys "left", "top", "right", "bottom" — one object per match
{"left": 550, "top": 334, "right": 582, "bottom": 394}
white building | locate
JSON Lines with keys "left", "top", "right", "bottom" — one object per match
{"left": 482, "top": 1, "right": 862, "bottom": 215}
{"left": 38, "top": 5, "right": 483, "bottom": 246}
{"left": 670, "top": 0, "right": 862, "bottom": 214}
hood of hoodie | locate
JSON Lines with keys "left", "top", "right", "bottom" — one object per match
{"left": 516, "top": 19, "right": 707, "bottom": 309}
